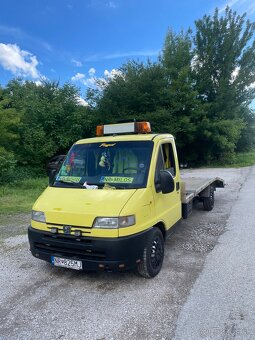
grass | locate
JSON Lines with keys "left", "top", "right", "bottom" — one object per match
{"left": 205, "top": 149, "right": 255, "bottom": 168}
{"left": 0, "top": 177, "right": 48, "bottom": 215}
{"left": 230, "top": 149, "right": 255, "bottom": 167}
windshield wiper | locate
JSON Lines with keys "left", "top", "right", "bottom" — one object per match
{"left": 103, "top": 183, "right": 116, "bottom": 190}
{"left": 55, "top": 180, "right": 85, "bottom": 187}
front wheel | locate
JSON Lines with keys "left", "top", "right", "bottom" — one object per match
{"left": 137, "top": 228, "right": 164, "bottom": 278}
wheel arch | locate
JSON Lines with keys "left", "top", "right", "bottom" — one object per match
{"left": 153, "top": 222, "right": 166, "bottom": 240}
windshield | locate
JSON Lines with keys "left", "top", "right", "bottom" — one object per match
{"left": 53, "top": 141, "right": 153, "bottom": 189}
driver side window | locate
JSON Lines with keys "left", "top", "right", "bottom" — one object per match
{"left": 161, "top": 143, "right": 176, "bottom": 176}
{"left": 154, "top": 143, "right": 176, "bottom": 192}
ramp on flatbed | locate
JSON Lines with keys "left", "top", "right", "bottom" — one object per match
{"left": 181, "top": 177, "right": 224, "bottom": 204}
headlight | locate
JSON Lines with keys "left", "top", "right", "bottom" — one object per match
{"left": 119, "top": 215, "right": 136, "bottom": 228}
{"left": 32, "top": 210, "right": 46, "bottom": 223}
{"left": 93, "top": 215, "right": 135, "bottom": 229}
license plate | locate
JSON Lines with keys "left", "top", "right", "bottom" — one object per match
{"left": 51, "top": 256, "right": 83, "bottom": 270}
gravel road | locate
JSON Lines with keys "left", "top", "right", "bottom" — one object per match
{"left": 0, "top": 167, "right": 253, "bottom": 340}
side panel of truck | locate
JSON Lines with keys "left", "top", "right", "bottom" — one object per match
{"left": 152, "top": 138, "right": 182, "bottom": 229}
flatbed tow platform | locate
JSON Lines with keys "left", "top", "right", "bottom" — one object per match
{"left": 180, "top": 175, "right": 224, "bottom": 217}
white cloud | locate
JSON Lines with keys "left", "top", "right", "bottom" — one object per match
{"left": 247, "top": 1, "right": 255, "bottom": 14}
{"left": 76, "top": 96, "right": 89, "bottom": 106}
{"left": 83, "top": 49, "right": 160, "bottom": 62}
{"left": 219, "top": 0, "right": 255, "bottom": 14}
{"left": 247, "top": 82, "right": 255, "bottom": 89}
{"left": 34, "top": 80, "right": 43, "bottom": 86}
{"left": 89, "top": 67, "right": 96, "bottom": 77}
{"left": 0, "top": 43, "right": 40, "bottom": 78}
{"left": 104, "top": 68, "right": 122, "bottom": 79}
{"left": 88, "top": 0, "right": 118, "bottom": 9}
{"left": 219, "top": 0, "right": 240, "bottom": 13}
{"left": 71, "top": 67, "right": 123, "bottom": 89}
{"left": 71, "top": 58, "right": 83, "bottom": 67}
{"left": 71, "top": 72, "right": 86, "bottom": 81}
{"left": 71, "top": 71, "right": 97, "bottom": 87}
{"left": 107, "top": 1, "right": 117, "bottom": 9}
{"left": 230, "top": 66, "right": 240, "bottom": 84}
{"left": 0, "top": 25, "right": 52, "bottom": 52}
{"left": 83, "top": 78, "right": 99, "bottom": 87}
{"left": 104, "top": 49, "right": 160, "bottom": 59}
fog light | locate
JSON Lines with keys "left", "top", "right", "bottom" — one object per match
{"left": 119, "top": 264, "right": 125, "bottom": 269}
{"left": 51, "top": 227, "right": 57, "bottom": 234}
{"left": 74, "top": 230, "right": 82, "bottom": 237}
{"left": 98, "top": 264, "right": 105, "bottom": 268}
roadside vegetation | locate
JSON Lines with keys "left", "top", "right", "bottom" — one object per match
{"left": 0, "top": 177, "right": 48, "bottom": 215}
{"left": 232, "top": 149, "right": 255, "bottom": 167}
{"left": 0, "top": 7, "right": 255, "bottom": 211}
{"left": 205, "top": 148, "right": 255, "bottom": 168}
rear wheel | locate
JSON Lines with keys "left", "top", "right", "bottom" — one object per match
{"left": 203, "top": 185, "right": 214, "bottom": 211}
{"left": 137, "top": 228, "right": 164, "bottom": 278}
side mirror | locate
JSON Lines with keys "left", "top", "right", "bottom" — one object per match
{"left": 49, "top": 169, "right": 57, "bottom": 185}
{"left": 159, "top": 170, "right": 175, "bottom": 194}
{"left": 47, "top": 155, "right": 65, "bottom": 185}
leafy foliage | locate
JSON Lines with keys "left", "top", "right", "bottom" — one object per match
{"left": 193, "top": 7, "right": 255, "bottom": 161}
{"left": 88, "top": 60, "right": 167, "bottom": 123}
{"left": 5, "top": 79, "right": 93, "bottom": 166}
{"left": 0, "top": 7, "right": 255, "bottom": 185}
{"left": 87, "top": 7, "right": 255, "bottom": 165}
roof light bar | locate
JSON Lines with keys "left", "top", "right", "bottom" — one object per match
{"left": 96, "top": 122, "right": 151, "bottom": 136}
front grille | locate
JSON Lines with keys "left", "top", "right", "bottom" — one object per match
{"left": 43, "top": 233, "right": 92, "bottom": 243}
{"left": 34, "top": 242, "right": 106, "bottom": 261}
{"left": 46, "top": 223, "right": 92, "bottom": 235}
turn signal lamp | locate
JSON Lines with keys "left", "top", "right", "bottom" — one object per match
{"left": 96, "top": 121, "right": 151, "bottom": 136}
{"left": 136, "top": 121, "right": 151, "bottom": 134}
{"left": 96, "top": 125, "right": 104, "bottom": 136}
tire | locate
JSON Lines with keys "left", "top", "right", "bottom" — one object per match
{"left": 137, "top": 228, "right": 164, "bottom": 278}
{"left": 203, "top": 185, "right": 214, "bottom": 211}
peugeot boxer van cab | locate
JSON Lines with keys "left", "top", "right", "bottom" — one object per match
{"left": 28, "top": 121, "right": 223, "bottom": 278}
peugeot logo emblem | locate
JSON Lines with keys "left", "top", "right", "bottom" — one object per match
{"left": 63, "top": 225, "right": 72, "bottom": 234}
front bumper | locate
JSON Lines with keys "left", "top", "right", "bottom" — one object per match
{"left": 28, "top": 226, "right": 152, "bottom": 272}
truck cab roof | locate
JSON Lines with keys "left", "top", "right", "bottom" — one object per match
{"left": 75, "top": 133, "right": 175, "bottom": 145}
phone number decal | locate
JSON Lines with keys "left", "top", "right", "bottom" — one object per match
{"left": 100, "top": 176, "right": 134, "bottom": 183}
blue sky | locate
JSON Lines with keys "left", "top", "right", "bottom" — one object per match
{"left": 0, "top": 0, "right": 255, "bottom": 102}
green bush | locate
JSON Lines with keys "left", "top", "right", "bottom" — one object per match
{"left": 0, "top": 148, "right": 46, "bottom": 185}
{"left": 0, "top": 148, "right": 17, "bottom": 183}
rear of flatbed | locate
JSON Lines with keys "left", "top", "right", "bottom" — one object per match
{"left": 181, "top": 176, "right": 224, "bottom": 218}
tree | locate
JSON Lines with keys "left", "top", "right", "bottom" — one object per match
{"left": 161, "top": 29, "right": 207, "bottom": 163}
{"left": 194, "top": 7, "right": 255, "bottom": 160}
{"left": 0, "top": 87, "right": 20, "bottom": 151}
{"left": 87, "top": 60, "right": 167, "bottom": 125}
{"left": 6, "top": 79, "right": 93, "bottom": 167}
{"left": 0, "top": 87, "right": 19, "bottom": 179}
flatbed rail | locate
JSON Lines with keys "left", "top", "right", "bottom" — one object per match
{"left": 181, "top": 177, "right": 224, "bottom": 204}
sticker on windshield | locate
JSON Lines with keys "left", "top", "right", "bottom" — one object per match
{"left": 100, "top": 176, "right": 134, "bottom": 184}
{"left": 99, "top": 143, "right": 116, "bottom": 148}
{"left": 58, "top": 176, "right": 81, "bottom": 183}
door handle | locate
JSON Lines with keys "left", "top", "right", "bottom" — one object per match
{"left": 176, "top": 182, "right": 180, "bottom": 191}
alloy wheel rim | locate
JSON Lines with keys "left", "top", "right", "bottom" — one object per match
{"left": 150, "top": 237, "right": 163, "bottom": 269}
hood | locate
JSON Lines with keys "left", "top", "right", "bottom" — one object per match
{"left": 33, "top": 187, "right": 136, "bottom": 227}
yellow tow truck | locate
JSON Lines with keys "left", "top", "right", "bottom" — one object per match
{"left": 28, "top": 121, "right": 224, "bottom": 278}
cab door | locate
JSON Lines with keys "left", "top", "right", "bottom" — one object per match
{"left": 153, "top": 141, "right": 182, "bottom": 229}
